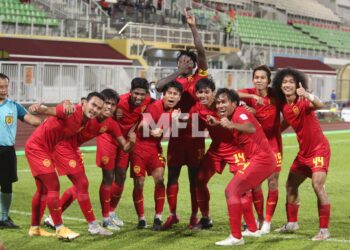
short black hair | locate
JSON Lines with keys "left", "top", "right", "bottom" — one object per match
{"left": 177, "top": 49, "right": 197, "bottom": 68}
{"left": 215, "top": 88, "right": 240, "bottom": 106}
{"left": 195, "top": 78, "right": 216, "bottom": 92}
{"left": 0, "top": 73, "right": 9, "bottom": 81}
{"left": 162, "top": 81, "right": 183, "bottom": 95}
{"left": 272, "top": 67, "right": 308, "bottom": 101}
{"left": 100, "top": 88, "right": 119, "bottom": 103}
{"left": 253, "top": 65, "right": 271, "bottom": 84}
{"left": 131, "top": 77, "right": 149, "bottom": 91}
{"left": 86, "top": 91, "right": 106, "bottom": 102}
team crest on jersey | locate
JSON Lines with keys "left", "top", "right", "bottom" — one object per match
{"left": 101, "top": 156, "right": 109, "bottom": 165}
{"left": 292, "top": 105, "right": 300, "bottom": 115}
{"left": 187, "top": 75, "right": 194, "bottom": 82}
{"left": 43, "top": 159, "right": 51, "bottom": 167}
{"left": 133, "top": 165, "right": 141, "bottom": 174}
{"left": 69, "top": 160, "right": 77, "bottom": 168}
{"left": 5, "top": 115, "right": 14, "bottom": 125}
{"left": 99, "top": 126, "right": 107, "bottom": 133}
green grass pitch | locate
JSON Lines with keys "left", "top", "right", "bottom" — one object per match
{"left": 1, "top": 131, "right": 350, "bottom": 249}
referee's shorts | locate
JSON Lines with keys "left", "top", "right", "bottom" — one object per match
{"left": 0, "top": 146, "right": 18, "bottom": 185}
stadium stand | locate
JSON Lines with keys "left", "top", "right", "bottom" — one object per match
{"left": 253, "top": 0, "right": 340, "bottom": 22}
{"left": 0, "top": 0, "right": 59, "bottom": 27}
{"left": 235, "top": 15, "right": 328, "bottom": 51}
{"left": 294, "top": 24, "right": 350, "bottom": 54}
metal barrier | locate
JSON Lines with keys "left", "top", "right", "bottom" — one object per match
{"left": 0, "top": 61, "right": 337, "bottom": 104}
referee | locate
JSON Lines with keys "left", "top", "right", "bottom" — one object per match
{"left": 0, "top": 73, "right": 41, "bottom": 228}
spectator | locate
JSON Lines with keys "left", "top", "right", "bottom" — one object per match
{"left": 229, "top": 7, "right": 235, "bottom": 22}
{"left": 224, "top": 21, "right": 233, "bottom": 46}
{"left": 99, "top": 0, "right": 112, "bottom": 16}
{"left": 330, "top": 90, "right": 336, "bottom": 103}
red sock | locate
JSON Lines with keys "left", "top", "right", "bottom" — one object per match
{"left": 60, "top": 186, "right": 77, "bottom": 212}
{"left": 77, "top": 193, "right": 96, "bottom": 223}
{"left": 31, "top": 192, "right": 47, "bottom": 226}
{"left": 241, "top": 192, "right": 257, "bottom": 232}
{"left": 47, "top": 191, "right": 62, "bottom": 226}
{"left": 318, "top": 204, "right": 330, "bottom": 228}
{"left": 133, "top": 187, "right": 144, "bottom": 218}
{"left": 166, "top": 183, "right": 178, "bottom": 214}
{"left": 227, "top": 196, "right": 242, "bottom": 239}
{"left": 286, "top": 203, "right": 299, "bottom": 222}
{"left": 190, "top": 185, "right": 198, "bottom": 216}
{"left": 99, "top": 184, "right": 111, "bottom": 218}
{"left": 155, "top": 183, "right": 165, "bottom": 215}
{"left": 110, "top": 182, "right": 124, "bottom": 212}
{"left": 196, "top": 186, "right": 210, "bottom": 217}
{"left": 252, "top": 189, "right": 264, "bottom": 221}
{"left": 265, "top": 189, "right": 278, "bottom": 222}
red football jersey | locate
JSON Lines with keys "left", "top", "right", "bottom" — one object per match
{"left": 97, "top": 93, "right": 152, "bottom": 145}
{"left": 231, "top": 106, "right": 273, "bottom": 161}
{"left": 136, "top": 99, "right": 173, "bottom": 150}
{"left": 190, "top": 102, "right": 235, "bottom": 152}
{"left": 28, "top": 104, "right": 86, "bottom": 152}
{"left": 174, "top": 69, "right": 208, "bottom": 138}
{"left": 240, "top": 87, "right": 281, "bottom": 140}
{"left": 281, "top": 99, "right": 330, "bottom": 157}
{"left": 75, "top": 117, "right": 122, "bottom": 146}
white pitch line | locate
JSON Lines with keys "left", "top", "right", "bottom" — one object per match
{"left": 10, "top": 210, "right": 85, "bottom": 222}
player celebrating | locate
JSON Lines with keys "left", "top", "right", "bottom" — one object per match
{"left": 191, "top": 79, "right": 260, "bottom": 235}
{"left": 156, "top": 8, "right": 208, "bottom": 229}
{"left": 96, "top": 78, "right": 151, "bottom": 228}
{"left": 272, "top": 68, "right": 331, "bottom": 241}
{"left": 130, "top": 81, "right": 182, "bottom": 230}
{"left": 25, "top": 92, "right": 105, "bottom": 240}
{"left": 238, "top": 65, "right": 282, "bottom": 234}
{"left": 44, "top": 89, "right": 136, "bottom": 234}
{"left": 0, "top": 73, "right": 42, "bottom": 229}
{"left": 213, "top": 88, "right": 276, "bottom": 246}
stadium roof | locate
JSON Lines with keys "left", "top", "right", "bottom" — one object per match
{"left": 0, "top": 37, "right": 132, "bottom": 65}
{"left": 274, "top": 56, "right": 336, "bottom": 75}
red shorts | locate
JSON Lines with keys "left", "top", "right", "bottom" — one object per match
{"left": 130, "top": 145, "right": 165, "bottom": 178}
{"left": 96, "top": 135, "right": 129, "bottom": 171}
{"left": 235, "top": 153, "right": 276, "bottom": 190}
{"left": 290, "top": 150, "right": 330, "bottom": 178}
{"left": 201, "top": 147, "right": 245, "bottom": 175}
{"left": 267, "top": 136, "right": 283, "bottom": 173}
{"left": 228, "top": 158, "right": 276, "bottom": 196}
{"left": 53, "top": 141, "right": 84, "bottom": 176}
{"left": 167, "top": 136, "right": 205, "bottom": 168}
{"left": 25, "top": 139, "right": 56, "bottom": 177}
